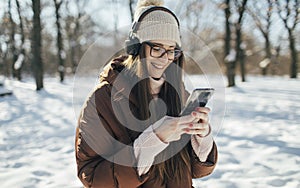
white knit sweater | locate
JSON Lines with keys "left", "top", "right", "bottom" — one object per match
{"left": 133, "top": 77, "right": 214, "bottom": 176}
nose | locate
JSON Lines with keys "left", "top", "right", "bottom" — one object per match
{"left": 161, "top": 52, "right": 169, "bottom": 62}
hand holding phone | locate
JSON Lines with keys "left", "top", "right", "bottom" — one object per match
{"left": 180, "top": 88, "right": 214, "bottom": 116}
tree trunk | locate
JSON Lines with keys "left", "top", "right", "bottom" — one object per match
{"left": 237, "top": 0, "right": 248, "bottom": 83}
{"left": 3, "top": 41, "right": 10, "bottom": 77}
{"left": 227, "top": 62, "right": 236, "bottom": 87}
{"left": 70, "top": 6, "right": 82, "bottom": 74}
{"left": 8, "top": 0, "right": 18, "bottom": 79}
{"left": 276, "top": 0, "right": 299, "bottom": 78}
{"left": 240, "top": 48, "right": 246, "bottom": 82}
{"left": 128, "top": 0, "right": 134, "bottom": 22}
{"left": 16, "top": 0, "right": 25, "bottom": 81}
{"left": 72, "top": 16, "right": 81, "bottom": 74}
{"left": 289, "top": 30, "right": 298, "bottom": 78}
{"left": 224, "top": 0, "right": 231, "bottom": 56}
{"left": 263, "top": 34, "right": 271, "bottom": 76}
{"left": 32, "top": 0, "right": 43, "bottom": 90}
{"left": 54, "top": 0, "right": 65, "bottom": 82}
{"left": 224, "top": 0, "right": 234, "bottom": 87}
{"left": 235, "top": 26, "right": 242, "bottom": 83}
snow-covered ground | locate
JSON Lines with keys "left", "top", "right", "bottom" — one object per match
{"left": 0, "top": 75, "right": 299, "bottom": 187}
{"left": 193, "top": 76, "right": 300, "bottom": 188}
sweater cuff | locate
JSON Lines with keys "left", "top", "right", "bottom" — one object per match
{"left": 134, "top": 117, "right": 169, "bottom": 176}
{"left": 191, "top": 132, "right": 214, "bottom": 162}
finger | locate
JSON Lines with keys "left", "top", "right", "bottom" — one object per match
{"left": 192, "top": 118, "right": 199, "bottom": 123}
{"left": 191, "top": 111, "right": 209, "bottom": 123}
{"left": 179, "top": 123, "right": 209, "bottom": 134}
{"left": 182, "top": 128, "right": 207, "bottom": 135}
{"left": 180, "top": 122, "right": 201, "bottom": 134}
{"left": 177, "top": 114, "right": 196, "bottom": 124}
{"left": 188, "top": 122, "right": 209, "bottom": 130}
{"left": 194, "top": 107, "right": 211, "bottom": 114}
{"left": 196, "top": 123, "right": 212, "bottom": 137}
{"left": 182, "top": 124, "right": 211, "bottom": 136}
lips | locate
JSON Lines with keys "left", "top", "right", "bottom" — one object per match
{"left": 151, "top": 62, "right": 165, "bottom": 69}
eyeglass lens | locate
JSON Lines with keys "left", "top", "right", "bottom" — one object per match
{"left": 145, "top": 42, "right": 182, "bottom": 61}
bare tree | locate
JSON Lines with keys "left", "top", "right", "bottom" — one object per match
{"left": 223, "top": 0, "right": 248, "bottom": 87}
{"left": 31, "top": 0, "right": 43, "bottom": 90}
{"left": 65, "top": 0, "right": 88, "bottom": 73}
{"left": 128, "top": 0, "right": 135, "bottom": 22}
{"left": 15, "top": 0, "right": 26, "bottom": 80}
{"left": 234, "top": 0, "right": 248, "bottom": 83}
{"left": 223, "top": 0, "right": 234, "bottom": 86}
{"left": 276, "top": 0, "right": 299, "bottom": 78}
{"left": 54, "top": 0, "right": 65, "bottom": 82}
{"left": 247, "top": 0, "right": 274, "bottom": 76}
{"left": 185, "top": 0, "right": 204, "bottom": 34}
{"left": 0, "top": 12, "right": 11, "bottom": 77}
{"left": 224, "top": 0, "right": 231, "bottom": 59}
{"left": 8, "top": 0, "right": 18, "bottom": 79}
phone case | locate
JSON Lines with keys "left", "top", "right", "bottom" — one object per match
{"left": 180, "top": 88, "right": 214, "bottom": 116}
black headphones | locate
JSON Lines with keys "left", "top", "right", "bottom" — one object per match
{"left": 125, "top": 6, "right": 180, "bottom": 56}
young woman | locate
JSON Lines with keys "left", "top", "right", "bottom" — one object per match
{"left": 75, "top": 1, "right": 217, "bottom": 187}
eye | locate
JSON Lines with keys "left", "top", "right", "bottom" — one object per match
{"left": 167, "top": 50, "right": 175, "bottom": 55}
{"left": 174, "top": 49, "right": 181, "bottom": 55}
{"left": 152, "top": 46, "right": 162, "bottom": 52}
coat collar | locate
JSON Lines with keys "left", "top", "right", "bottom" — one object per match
{"left": 100, "top": 55, "right": 139, "bottom": 106}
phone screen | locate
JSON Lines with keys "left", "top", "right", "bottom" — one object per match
{"left": 180, "top": 88, "right": 214, "bottom": 116}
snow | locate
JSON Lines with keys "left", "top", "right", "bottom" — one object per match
{"left": 14, "top": 54, "right": 24, "bottom": 70}
{"left": 259, "top": 58, "right": 271, "bottom": 68}
{"left": 0, "top": 75, "right": 299, "bottom": 187}
{"left": 0, "top": 87, "right": 12, "bottom": 97}
{"left": 225, "top": 49, "right": 236, "bottom": 62}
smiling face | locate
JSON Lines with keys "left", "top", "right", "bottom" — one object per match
{"left": 144, "top": 40, "right": 176, "bottom": 79}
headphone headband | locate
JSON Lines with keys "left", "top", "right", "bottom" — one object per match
{"left": 125, "top": 6, "right": 180, "bottom": 56}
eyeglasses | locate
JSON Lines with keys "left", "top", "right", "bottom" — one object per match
{"left": 144, "top": 41, "right": 182, "bottom": 61}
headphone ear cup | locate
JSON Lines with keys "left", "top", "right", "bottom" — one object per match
{"left": 125, "top": 36, "right": 141, "bottom": 56}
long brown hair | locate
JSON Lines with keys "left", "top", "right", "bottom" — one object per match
{"left": 123, "top": 43, "right": 191, "bottom": 185}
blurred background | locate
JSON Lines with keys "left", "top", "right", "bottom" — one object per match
{"left": 0, "top": 1, "right": 299, "bottom": 187}
{"left": 0, "top": 0, "right": 299, "bottom": 90}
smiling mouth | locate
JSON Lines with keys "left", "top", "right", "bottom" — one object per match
{"left": 151, "top": 62, "right": 164, "bottom": 69}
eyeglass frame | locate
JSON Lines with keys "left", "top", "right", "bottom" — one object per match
{"left": 144, "top": 41, "right": 182, "bottom": 61}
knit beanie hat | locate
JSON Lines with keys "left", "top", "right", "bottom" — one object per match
{"left": 133, "top": 0, "right": 181, "bottom": 46}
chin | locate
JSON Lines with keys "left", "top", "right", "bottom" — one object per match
{"left": 150, "top": 69, "right": 166, "bottom": 78}
{"left": 150, "top": 73, "right": 163, "bottom": 79}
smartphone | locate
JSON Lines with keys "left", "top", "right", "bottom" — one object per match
{"left": 180, "top": 88, "right": 214, "bottom": 116}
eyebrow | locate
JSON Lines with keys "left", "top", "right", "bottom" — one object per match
{"left": 151, "top": 42, "right": 176, "bottom": 48}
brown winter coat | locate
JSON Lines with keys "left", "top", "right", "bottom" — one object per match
{"left": 75, "top": 56, "right": 218, "bottom": 188}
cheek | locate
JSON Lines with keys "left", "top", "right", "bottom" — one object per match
{"left": 163, "top": 61, "right": 173, "bottom": 71}
{"left": 145, "top": 45, "right": 151, "bottom": 58}
{"left": 146, "top": 60, "right": 151, "bottom": 71}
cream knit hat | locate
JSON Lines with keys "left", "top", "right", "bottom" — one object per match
{"left": 133, "top": 0, "right": 181, "bottom": 46}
